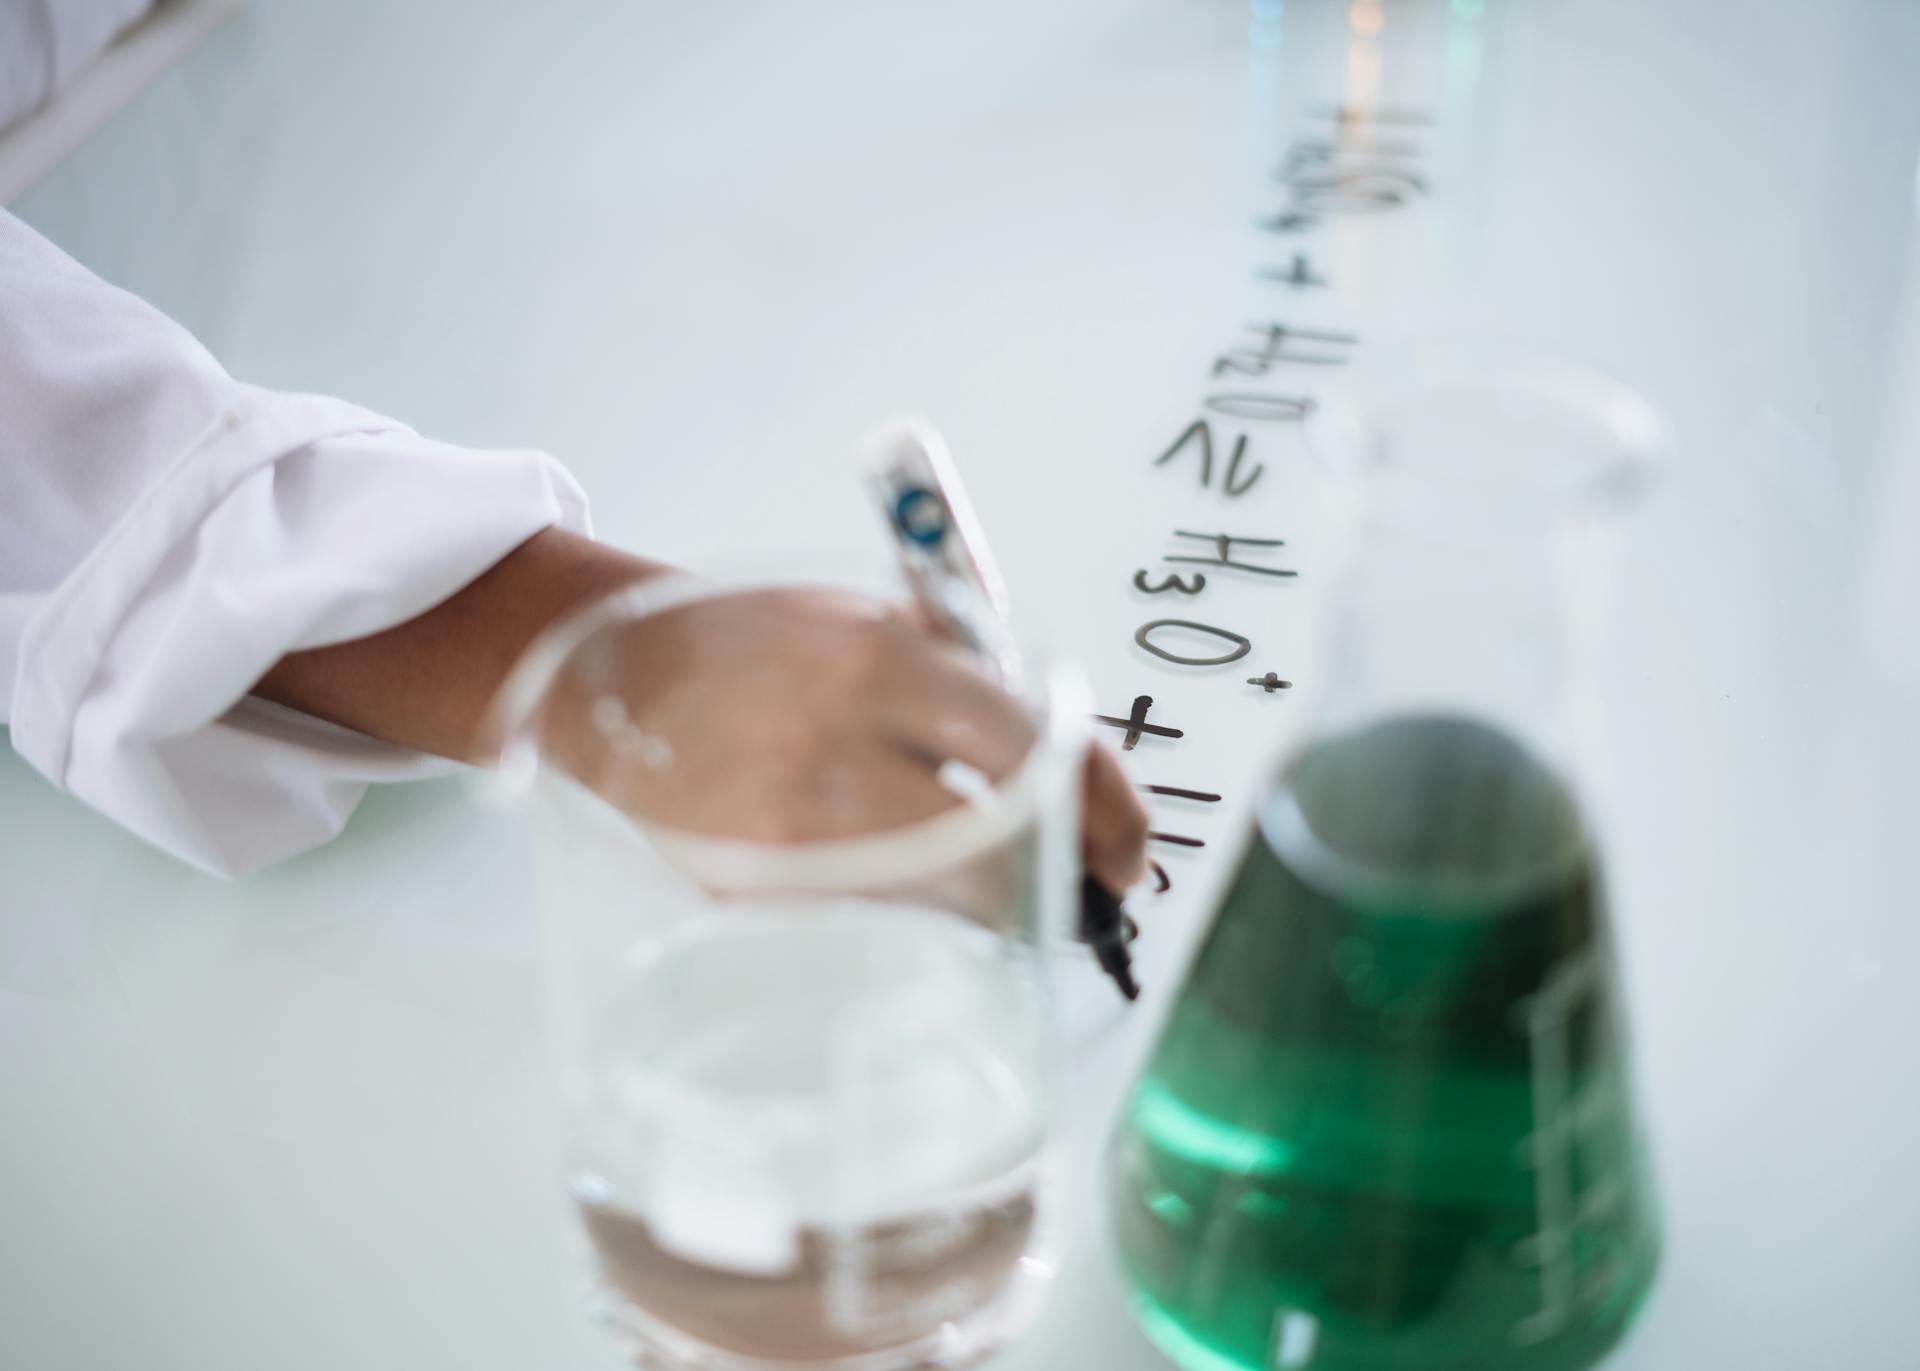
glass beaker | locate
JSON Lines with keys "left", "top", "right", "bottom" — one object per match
{"left": 488, "top": 573, "right": 1087, "bottom": 1371}
{"left": 1109, "top": 342, "right": 1664, "bottom": 1371}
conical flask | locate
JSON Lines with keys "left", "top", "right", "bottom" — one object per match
{"left": 1110, "top": 345, "right": 1664, "bottom": 1371}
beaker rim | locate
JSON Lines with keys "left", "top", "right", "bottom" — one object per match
{"left": 479, "top": 571, "right": 1091, "bottom": 896}
{"left": 1305, "top": 337, "right": 1667, "bottom": 518}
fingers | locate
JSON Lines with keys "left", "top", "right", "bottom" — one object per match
{"left": 881, "top": 613, "right": 1149, "bottom": 892}
{"left": 890, "top": 598, "right": 945, "bottom": 640}
{"left": 628, "top": 591, "right": 1143, "bottom": 895}
{"left": 873, "top": 620, "right": 1036, "bottom": 782}
{"left": 1081, "top": 741, "right": 1150, "bottom": 892}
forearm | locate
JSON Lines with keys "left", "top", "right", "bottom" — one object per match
{"left": 254, "top": 528, "right": 669, "bottom": 764}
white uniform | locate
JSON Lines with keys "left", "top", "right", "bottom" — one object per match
{"left": 0, "top": 210, "right": 589, "bottom": 876}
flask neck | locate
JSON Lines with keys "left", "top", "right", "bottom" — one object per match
{"left": 1298, "top": 342, "right": 1662, "bottom": 770}
{"left": 1311, "top": 506, "right": 1573, "bottom": 763}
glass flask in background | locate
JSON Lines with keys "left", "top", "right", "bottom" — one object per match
{"left": 1110, "top": 344, "right": 1665, "bottom": 1371}
{"left": 487, "top": 572, "right": 1086, "bottom": 1371}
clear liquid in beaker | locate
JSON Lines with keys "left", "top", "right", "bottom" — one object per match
{"left": 572, "top": 904, "right": 1050, "bottom": 1368}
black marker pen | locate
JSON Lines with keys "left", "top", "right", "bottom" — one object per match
{"left": 865, "top": 419, "right": 1141, "bottom": 1003}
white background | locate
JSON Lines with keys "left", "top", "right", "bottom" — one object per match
{"left": 4, "top": 1, "right": 1918, "bottom": 1367}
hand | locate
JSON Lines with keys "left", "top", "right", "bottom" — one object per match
{"left": 539, "top": 585, "right": 1152, "bottom": 893}
{"left": 260, "top": 530, "right": 1150, "bottom": 892}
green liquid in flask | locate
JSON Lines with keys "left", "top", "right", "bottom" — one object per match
{"left": 1111, "top": 715, "right": 1658, "bottom": 1371}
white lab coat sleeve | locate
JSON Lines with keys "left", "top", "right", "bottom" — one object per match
{"left": 0, "top": 209, "right": 590, "bottom": 876}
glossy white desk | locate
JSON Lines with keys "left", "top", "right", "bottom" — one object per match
{"left": 5, "top": 1, "right": 1918, "bottom": 1367}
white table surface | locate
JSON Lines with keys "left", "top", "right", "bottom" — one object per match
{"left": 5, "top": 1, "right": 1919, "bottom": 1368}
